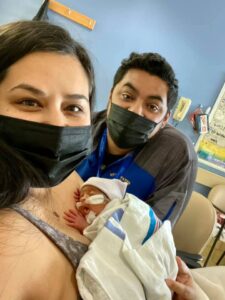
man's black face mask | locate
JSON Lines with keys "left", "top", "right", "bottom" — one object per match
{"left": 107, "top": 103, "right": 159, "bottom": 149}
{"left": 0, "top": 115, "right": 92, "bottom": 187}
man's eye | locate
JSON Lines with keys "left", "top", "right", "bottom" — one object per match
{"left": 148, "top": 104, "right": 159, "bottom": 112}
{"left": 121, "top": 93, "right": 132, "bottom": 101}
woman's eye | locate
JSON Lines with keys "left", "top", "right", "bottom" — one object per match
{"left": 19, "top": 99, "right": 41, "bottom": 107}
{"left": 66, "top": 105, "right": 82, "bottom": 112}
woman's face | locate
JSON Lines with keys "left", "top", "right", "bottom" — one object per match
{"left": 0, "top": 52, "right": 91, "bottom": 126}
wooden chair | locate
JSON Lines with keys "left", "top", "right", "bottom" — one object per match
{"left": 204, "top": 184, "right": 225, "bottom": 266}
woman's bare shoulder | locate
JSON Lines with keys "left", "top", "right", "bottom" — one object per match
{"left": 0, "top": 171, "right": 86, "bottom": 300}
{"left": 0, "top": 210, "right": 78, "bottom": 300}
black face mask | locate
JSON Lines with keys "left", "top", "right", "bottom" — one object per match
{"left": 0, "top": 115, "right": 92, "bottom": 187}
{"left": 107, "top": 103, "right": 159, "bottom": 149}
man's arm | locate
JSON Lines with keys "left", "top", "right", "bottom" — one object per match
{"left": 143, "top": 126, "right": 198, "bottom": 227}
{"left": 147, "top": 155, "right": 197, "bottom": 227}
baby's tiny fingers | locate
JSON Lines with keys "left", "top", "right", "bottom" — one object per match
{"left": 63, "top": 212, "right": 76, "bottom": 219}
{"left": 63, "top": 215, "right": 77, "bottom": 222}
{"left": 67, "top": 209, "right": 79, "bottom": 216}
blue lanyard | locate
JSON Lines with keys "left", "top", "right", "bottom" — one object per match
{"left": 162, "top": 201, "right": 177, "bottom": 221}
{"left": 96, "top": 128, "right": 135, "bottom": 179}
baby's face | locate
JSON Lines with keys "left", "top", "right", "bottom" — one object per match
{"left": 78, "top": 185, "right": 108, "bottom": 216}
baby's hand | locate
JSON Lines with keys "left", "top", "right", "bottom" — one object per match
{"left": 63, "top": 209, "right": 88, "bottom": 233}
{"left": 74, "top": 188, "right": 81, "bottom": 203}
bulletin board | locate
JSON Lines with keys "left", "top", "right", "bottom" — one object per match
{"left": 195, "top": 82, "right": 225, "bottom": 172}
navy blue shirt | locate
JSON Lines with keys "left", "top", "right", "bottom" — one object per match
{"left": 75, "top": 110, "right": 197, "bottom": 226}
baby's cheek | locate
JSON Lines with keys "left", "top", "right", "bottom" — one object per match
{"left": 95, "top": 203, "right": 107, "bottom": 215}
{"left": 88, "top": 204, "right": 96, "bottom": 212}
{"left": 85, "top": 202, "right": 107, "bottom": 215}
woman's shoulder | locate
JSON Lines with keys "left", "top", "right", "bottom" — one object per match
{"left": 0, "top": 210, "right": 78, "bottom": 300}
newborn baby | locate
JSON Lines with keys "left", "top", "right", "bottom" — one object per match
{"left": 64, "top": 177, "right": 128, "bottom": 232}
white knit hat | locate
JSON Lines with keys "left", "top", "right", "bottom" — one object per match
{"left": 81, "top": 177, "right": 128, "bottom": 200}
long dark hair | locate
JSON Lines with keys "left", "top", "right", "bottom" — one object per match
{"left": 0, "top": 141, "right": 45, "bottom": 209}
{"left": 0, "top": 20, "right": 95, "bottom": 209}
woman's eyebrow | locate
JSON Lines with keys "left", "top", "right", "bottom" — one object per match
{"left": 9, "top": 83, "right": 46, "bottom": 96}
{"left": 65, "top": 94, "right": 89, "bottom": 102}
{"left": 9, "top": 83, "right": 89, "bottom": 101}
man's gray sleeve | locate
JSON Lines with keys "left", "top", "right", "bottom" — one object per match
{"left": 138, "top": 125, "right": 198, "bottom": 227}
{"left": 147, "top": 156, "right": 197, "bottom": 227}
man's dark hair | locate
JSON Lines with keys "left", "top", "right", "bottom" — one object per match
{"left": 112, "top": 52, "right": 178, "bottom": 111}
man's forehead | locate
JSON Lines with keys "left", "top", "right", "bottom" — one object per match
{"left": 119, "top": 69, "right": 167, "bottom": 87}
{"left": 116, "top": 69, "right": 168, "bottom": 103}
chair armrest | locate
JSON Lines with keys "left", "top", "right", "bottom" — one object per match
{"left": 176, "top": 250, "right": 203, "bottom": 261}
{"left": 176, "top": 250, "right": 203, "bottom": 268}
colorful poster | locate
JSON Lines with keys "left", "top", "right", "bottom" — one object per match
{"left": 195, "top": 83, "right": 225, "bottom": 172}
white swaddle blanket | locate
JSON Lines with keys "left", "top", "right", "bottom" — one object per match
{"left": 76, "top": 193, "right": 178, "bottom": 300}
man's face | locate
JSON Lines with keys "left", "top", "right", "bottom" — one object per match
{"left": 107, "top": 69, "right": 170, "bottom": 138}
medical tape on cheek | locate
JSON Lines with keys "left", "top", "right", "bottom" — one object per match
{"left": 85, "top": 194, "right": 105, "bottom": 205}
{"left": 86, "top": 210, "right": 96, "bottom": 224}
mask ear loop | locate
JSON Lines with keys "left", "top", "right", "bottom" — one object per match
{"left": 160, "top": 109, "right": 171, "bottom": 129}
{"left": 106, "top": 94, "right": 113, "bottom": 116}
